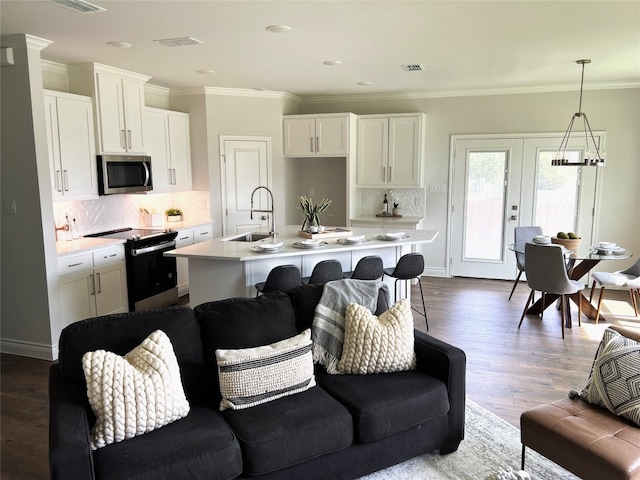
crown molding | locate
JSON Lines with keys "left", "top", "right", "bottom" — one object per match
{"left": 1, "top": 34, "right": 53, "bottom": 51}
{"left": 169, "top": 86, "right": 300, "bottom": 101}
{"left": 145, "top": 83, "right": 170, "bottom": 96}
{"left": 41, "top": 59, "right": 68, "bottom": 75}
{"left": 299, "top": 82, "right": 640, "bottom": 104}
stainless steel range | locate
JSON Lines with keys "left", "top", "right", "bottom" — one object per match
{"left": 85, "top": 227, "right": 179, "bottom": 311}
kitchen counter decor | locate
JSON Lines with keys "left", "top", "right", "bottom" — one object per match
{"left": 166, "top": 207, "right": 183, "bottom": 222}
{"left": 298, "top": 227, "right": 353, "bottom": 240}
{"left": 298, "top": 196, "right": 332, "bottom": 235}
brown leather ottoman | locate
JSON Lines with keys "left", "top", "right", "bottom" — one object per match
{"left": 521, "top": 397, "right": 640, "bottom": 480}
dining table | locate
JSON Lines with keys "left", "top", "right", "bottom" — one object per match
{"left": 509, "top": 241, "right": 633, "bottom": 326}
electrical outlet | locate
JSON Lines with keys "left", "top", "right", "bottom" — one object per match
{"left": 3, "top": 199, "right": 17, "bottom": 214}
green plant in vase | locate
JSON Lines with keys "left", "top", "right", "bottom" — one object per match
{"left": 298, "top": 196, "right": 332, "bottom": 232}
{"left": 165, "top": 207, "right": 183, "bottom": 221}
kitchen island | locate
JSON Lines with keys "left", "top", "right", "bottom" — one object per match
{"left": 165, "top": 225, "right": 438, "bottom": 307}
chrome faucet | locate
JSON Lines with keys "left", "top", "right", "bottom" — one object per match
{"left": 250, "top": 186, "right": 277, "bottom": 240}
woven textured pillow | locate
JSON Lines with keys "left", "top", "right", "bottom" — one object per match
{"left": 580, "top": 327, "right": 640, "bottom": 426}
{"left": 216, "top": 329, "right": 315, "bottom": 410}
{"left": 336, "top": 299, "right": 416, "bottom": 375}
{"left": 82, "top": 330, "right": 190, "bottom": 449}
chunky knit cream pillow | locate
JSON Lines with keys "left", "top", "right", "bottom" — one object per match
{"left": 82, "top": 330, "right": 190, "bottom": 449}
{"left": 336, "top": 299, "right": 416, "bottom": 375}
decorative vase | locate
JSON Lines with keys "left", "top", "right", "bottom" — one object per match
{"left": 392, "top": 208, "right": 401, "bottom": 216}
{"left": 167, "top": 215, "right": 182, "bottom": 222}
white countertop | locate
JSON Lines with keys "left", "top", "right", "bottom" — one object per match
{"left": 165, "top": 225, "right": 438, "bottom": 262}
{"left": 350, "top": 215, "right": 424, "bottom": 224}
{"left": 56, "top": 237, "right": 126, "bottom": 257}
{"left": 139, "top": 219, "right": 214, "bottom": 231}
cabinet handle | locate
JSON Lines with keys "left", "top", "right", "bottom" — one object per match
{"left": 168, "top": 168, "right": 172, "bottom": 184}
{"left": 96, "top": 272, "right": 102, "bottom": 294}
{"left": 316, "top": 136, "right": 320, "bottom": 153}
{"left": 68, "top": 262, "right": 84, "bottom": 268}
{"left": 310, "top": 137, "right": 314, "bottom": 153}
{"left": 63, "top": 170, "right": 69, "bottom": 191}
{"left": 388, "top": 166, "right": 392, "bottom": 182}
{"left": 172, "top": 169, "right": 176, "bottom": 185}
{"left": 90, "top": 273, "right": 95, "bottom": 295}
{"left": 103, "top": 253, "right": 117, "bottom": 259}
{"left": 179, "top": 236, "right": 190, "bottom": 240}
{"left": 55, "top": 170, "right": 62, "bottom": 192}
{"left": 120, "top": 130, "right": 126, "bottom": 149}
{"left": 382, "top": 167, "right": 386, "bottom": 182}
{"left": 199, "top": 232, "right": 209, "bottom": 236}
{"left": 127, "top": 130, "right": 132, "bottom": 149}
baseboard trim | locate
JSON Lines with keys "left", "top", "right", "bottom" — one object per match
{"left": 422, "top": 267, "right": 448, "bottom": 278}
{"left": 1, "top": 338, "right": 56, "bottom": 361}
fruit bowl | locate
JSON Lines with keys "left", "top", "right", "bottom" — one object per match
{"left": 551, "top": 237, "right": 581, "bottom": 251}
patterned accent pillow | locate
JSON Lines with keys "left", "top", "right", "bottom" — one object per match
{"left": 580, "top": 327, "right": 640, "bottom": 426}
{"left": 216, "top": 329, "right": 316, "bottom": 410}
{"left": 82, "top": 330, "right": 190, "bottom": 449}
{"left": 336, "top": 299, "right": 416, "bottom": 375}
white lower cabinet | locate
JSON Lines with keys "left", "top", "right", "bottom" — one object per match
{"left": 175, "top": 224, "right": 214, "bottom": 296}
{"left": 58, "top": 246, "right": 128, "bottom": 328}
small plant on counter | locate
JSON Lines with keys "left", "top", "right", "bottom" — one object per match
{"left": 166, "top": 208, "right": 183, "bottom": 221}
{"left": 298, "top": 196, "right": 332, "bottom": 231}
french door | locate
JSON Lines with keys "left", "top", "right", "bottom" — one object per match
{"left": 449, "top": 135, "right": 601, "bottom": 280}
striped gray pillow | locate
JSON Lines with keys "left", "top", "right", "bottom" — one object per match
{"left": 215, "top": 329, "right": 315, "bottom": 411}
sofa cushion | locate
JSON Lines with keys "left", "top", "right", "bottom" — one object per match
{"left": 337, "top": 299, "right": 416, "bottom": 374}
{"left": 58, "top": 306, "right": 207, "bottom": 402}
{"left": 317, "top": 369, "right": 450, "bottom": 442}
{"left": 195, "top": 293, "right": 298, "bottom": 388}
{"left": 216, "top": 329, "right": 316, "bottom": 410}
{"left": 83, "top": 330, "right": 190, "bottom": 449}
{"left": 221, "top": 387, "right": 353, "bottom": 475}
{"left": 581, "top": 327, "right": 640, "bottom": 426}
{"left": 93, "top": 405, "right": 242, "bottom": 480}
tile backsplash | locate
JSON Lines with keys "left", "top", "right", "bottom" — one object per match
{"left": 53, "top": 191, "right": 211, "bottom": 237}
{"left": 356, "top": 188, "right": 425, "bottom": 217}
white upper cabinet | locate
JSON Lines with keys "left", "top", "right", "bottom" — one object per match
{"left": 68, "top": 63, "right": 150, "bottom": 154}
{"left": 144, "top": 107, "right": 192, "bottom": 192}
{"left": 356, "top": 113, "right": 425, "bottom": 187}
{"left": 44, "top": 90, "right": 98, "bottom": 200}
{"left": 283, "top": 114, "right": 352, "bottom": 156}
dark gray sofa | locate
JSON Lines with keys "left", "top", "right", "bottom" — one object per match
{"left": 49, "top": 284, "right": 466, "bottom": 479}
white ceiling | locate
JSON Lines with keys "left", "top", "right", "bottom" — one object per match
{"left": 2, "top": 0, "right": 639, "bottom": 98}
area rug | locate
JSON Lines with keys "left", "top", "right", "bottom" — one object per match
{"left": 360, "top": 399, "right": 580, "bottom": 480}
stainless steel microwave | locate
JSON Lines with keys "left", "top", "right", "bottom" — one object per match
{"left": 97, "top": 155, "right": 153, "bottom": 195}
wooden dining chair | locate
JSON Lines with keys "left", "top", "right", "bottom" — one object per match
{"left": 589, "top": 257, "right": 640, "bottom": 323}
{"left": 518, "top": 243, "right": 583, "bottom": 339}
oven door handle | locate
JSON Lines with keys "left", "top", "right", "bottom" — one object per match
{"left": 130, "top": 240, "right": 176, "bottom": 256}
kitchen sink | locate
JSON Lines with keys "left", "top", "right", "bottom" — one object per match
{"left": 222, "top": 232, "right": 272, "bottom": 242}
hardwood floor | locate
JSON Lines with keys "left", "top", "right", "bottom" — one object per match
{"left": 2, "top": 277, "right": 638, "bottom": 479}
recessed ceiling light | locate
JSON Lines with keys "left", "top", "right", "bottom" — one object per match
{"left": 107, "top": 42, "right": 131, "bottom": 49}
{"left": 266, "top": 25, "right": 292, "bottom": 34}
{"left": 197, "top": 69, "right": 216, "bottom": 75}
{"left": 323, "top": 60, "right": 342, "bottom": 66}
{"left": 46, "top": 0, "right": 105, "bottom": 13}
{"left": 154, "top": 37, "right": 203, "bottom": 47}
{"left": 358, "top": 81, "right": 373, "bottom": 86}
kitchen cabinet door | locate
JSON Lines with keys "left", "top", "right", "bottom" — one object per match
{"left": 283, "top": 117, "right": 316, "bottom": 156}
{"left": 388, "top": 116, "right": 421, "bottom": 187}
{"left": 94, "top": 261, "right": 128, "bottom": 316}
{"left": 145, "top": 108, "right": 192, "bottom": 192}
{"left": 59, "top": 270, "right": 97, "bottom": 328}
{"left": 44, "top": 91, "right": 98, "bottom": 200}
{"left": 96, "top": 72, "right": 146, "bottom": 153}
{"left": 283, "top": 115, "right": 350, "bottom": 157}
{"left": 175, "top": 229, "right": 194, "bottom": 297}
{"left": 356, "top": 117, "right": 388, "bottom": 186}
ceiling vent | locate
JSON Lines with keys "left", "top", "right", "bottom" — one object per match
{"left": 47, "top": 0, "right": 106, "bottom": 13}
{"left": 153, "top": 37, "right": 204, "bottom": 47}
{"left": 401, "top": 64, "right": 425, "bottom": 72}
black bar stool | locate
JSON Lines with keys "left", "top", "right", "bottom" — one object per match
{"left": 302, "top": 260, "right": 343, "bottom": 285}
{"left": 382, "top": 253, "right": 428, "bottom": 330}
{"left": 255, "top": 265, "right": 301, "bottom": 296}
{"left": 343, "top": 255, "right": 384, "bottom": 280}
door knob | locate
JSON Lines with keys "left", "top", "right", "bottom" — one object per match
{"left": 261, "top": 215, "right": 268, "bottom": 221}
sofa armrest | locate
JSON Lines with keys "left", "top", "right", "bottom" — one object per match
{"left": 414, "top": 330, "right": 466, "bottom": 447}
{"left": 49, "top": 365, "right": 95, "bottom": 480}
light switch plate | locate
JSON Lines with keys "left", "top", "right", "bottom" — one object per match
{"left": 429, "top": 184, "right": 446, "bottom": 193}
{"left": 4, "top": 199, "right": 17, "bottom": 214}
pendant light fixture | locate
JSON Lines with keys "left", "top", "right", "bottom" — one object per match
{"left": 553, "top": 59, "right": 606, "bottom": 167}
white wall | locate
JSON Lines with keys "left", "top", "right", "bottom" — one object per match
{"left": 298, "top": 88, "right": 640, "bottom": 275}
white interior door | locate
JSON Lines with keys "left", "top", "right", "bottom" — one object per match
{"left": 220, "top": 137, "right": 271, "bottom": 235}
{"left": 450, "top": 138, "right": 524, "bottom": 279}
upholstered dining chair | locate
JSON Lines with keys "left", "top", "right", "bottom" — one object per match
{"left": 383, "top": 252, "right": 428, "bottom": 330}
{"left": 302, "top": 259, "right": 344, "bottom": 285}
{"left": 509, "top": 226, "right": 544, "bottom": 300}
{"left": 255, "top": 265, "right": 301, "bottom": 296}
{"left": 343, "top": 255, "right": 384, "bottom": 281}
{"left": 518, "top": 243, "right": 583, "bottom": 339}
{"left": 589, "top": 257, "right": 640, "bottom": 323}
